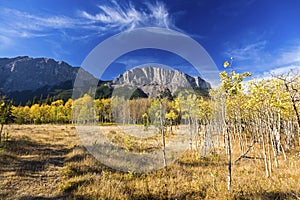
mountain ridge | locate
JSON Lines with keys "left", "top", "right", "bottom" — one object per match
{"left": 113, "top": 66, "right": 211, "bottom": 98}
{"left": 0, "top": 56, "right": 211, "bottom": 104}
{"left": 0, "top": 56, "right": 97, "bottom": 104}
{"left": 0, "top": 56, "right": 81, "bottom": 93}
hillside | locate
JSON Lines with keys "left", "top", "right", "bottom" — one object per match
{"left": 0, "top": 57, "right": 211, "bottom": 104}
{"left": 0, "top": 56, "right": 97, "bottom": 104}
{"left": 0, "top": 56, "right": 80, "bottom": 92}
{"left": 113, "top": 66, "right": 211, "bottom": 98}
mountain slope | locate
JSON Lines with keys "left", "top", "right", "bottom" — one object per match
{"left": 0, "top": 56, "right": 96, "bottom": 104}
{"left": 0, "top": 56, "right": 80, "bottom": 92}
{"left": 0, "top": 57, "right": 212, "bottom": 104}
{"left": 112, "top": 66, "right": 211, "bottom": 98}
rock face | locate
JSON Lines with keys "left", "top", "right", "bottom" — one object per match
{"left": 0, "top": 56, "right": 94, "bottom": 93}
{"left": 112, "top": 66, "right": 211, "bottom": 97}
{"left": 0, "top": 57, "right": 211, "bottom": 103}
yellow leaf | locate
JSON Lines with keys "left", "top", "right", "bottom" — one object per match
{"left": 223, "top": 61, "right": 230, "bottom": 68}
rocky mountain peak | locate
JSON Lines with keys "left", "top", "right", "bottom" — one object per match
{"left": 0, "top": 56, "right": 80, "bottom": 93}
{"left": 112, "top": 66, "right": 211, "bottom": 97}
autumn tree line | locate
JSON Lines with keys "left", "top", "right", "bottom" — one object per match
{"left": 8, "top": 69, "right": 300, "bottom": 154}
{"left": 5, "top": 71, "right": 300, "bottom": 150}
{"left": 1, "top": 64, "right": 299, "bottom": 190}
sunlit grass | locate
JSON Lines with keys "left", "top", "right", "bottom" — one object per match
{"left": 0, "top": 124, "right": 299, "bottom": 199}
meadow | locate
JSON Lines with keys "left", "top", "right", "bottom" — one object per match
{"left": 0, "top": 124, "right": 299, "bottom": 200}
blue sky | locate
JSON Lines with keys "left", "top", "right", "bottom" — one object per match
{"left": 1, "top": 0, "right": 300, "bottom": 82}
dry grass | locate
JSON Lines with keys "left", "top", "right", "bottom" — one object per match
{"left": 104, "top": 126, "right": 162, "bottom": 153}
{"left": 0, "top": 124, "right": 300, "bottom": 199}
{"left": 0, "top": 124, "right": 79, "bottom": 200}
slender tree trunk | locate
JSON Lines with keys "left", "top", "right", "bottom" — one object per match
{"left": 216, "top": 122, "right": 220, "bottom": 147}
{"left": 226, "top": 126, "right": 232, "bottom": 191}
{"left": 203, "top": 123, "right": 207, "bottom": 157}
{"left": 297, "top": 123, "right": 300, "bottom": 147}
{"left": 244, "top": 130, "right": 248, "bottom": 149}
{"left": 188, "top": 116, "right": 193, "bottom": 150}
{"left": 194, "top": 119, "right": 199, "bottom": 156}
{"left": 238, "top": 120, "right": 243, "bottom": 152}
{"left": 262, "top": 134, "right": 269, "bottom": 177}
{"left": 277, "top": 110, "right": 282, "bottom": 149}
{"left": 161, "top": 127, "right": 167, "bottom": 169}
{"left": 283, "top": 82, "right": 300, "bottom": 134}
{"left": 271, "top": 131, "right": 279, "bottom": 168}
{"left": 267, "top": 129, "right": 272, "bottom": 176}
{"left": 267, "top": 111, "right": 279, "bottom": 168}
{"left": 0, "top": 124, "right": 3, "bottom": 143}
{"left": 222, "top": 97, "right": 231, "bottom": 191}
{"left": 260, "top": 118, "right": 269, "bottom": 178}
{"left": 280, "top": 142, "right": 287, "bottom": 161}
{"left": 209, "top": 120, "right": 214, "bottom": 152}
{"left": 160, "top": 100, "right": 167, "bottom": 170}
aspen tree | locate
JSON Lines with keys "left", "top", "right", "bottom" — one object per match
{"left": 220, "top": 58, "right": 251, "bottom": 191}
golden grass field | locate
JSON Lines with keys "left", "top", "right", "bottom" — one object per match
{"left": 0, "top": 124, "right": 300, "bottom": 199}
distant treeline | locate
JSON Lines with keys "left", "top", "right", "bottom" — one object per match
{"left": 11, "top": 95, "right": 182, "bottom": 125}
{"left": 7, "top": 80, "right": 113, "bottom": 106}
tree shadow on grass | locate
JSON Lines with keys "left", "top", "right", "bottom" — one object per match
{"left": 18, "top": 194, "right": 68, "bottom": 200}
{"left": 5, "top": 138, "right": 69, "bottom": 156}
{"left": 233, "top": 190, "right": 300, "bottom": 200}
{"left": 0, "top": 138, "right": 71, "bottom": 176}
{"left": 177, "top": 157, "right": 226, "bottom": 168}
{"left": 64, "top": 145, "right": 89, "bottom": 164}
{"left": 130, "top": 191, "right": 207, "bottom": 200}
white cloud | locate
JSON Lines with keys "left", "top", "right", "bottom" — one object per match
{"left": 0, "top": 35, "right": 12, "bottom": 49}
{"left": 225, "top": 40, "right": 300, "bottom": 79}
{"left": 0, "top": 8, "right": 86, "bottom": 38}
{"left": 225, "top": 40, "right": 267, "bottom": 61}
{"left": 241, "top": 65, "right": 299, "bottom": 91}
{"left": 0, "top": 27, "right": 48, "bottom": 38}
{"left": 0, "top": 1, "right": 174, "bottom": 40}
{"left": 145, "top": 1, "right": 170, "bottom": 28}
{"left": 272, "top": 45, "right": 300, "bottom": 67}
{"left": 256, "top": 45, "right": 300, "bottom": 79}
{"left": 257, "top": 65, "right": 300, "bottom": 80}
{"left": 80, "top": 1, "right": 173, "bottom": 32}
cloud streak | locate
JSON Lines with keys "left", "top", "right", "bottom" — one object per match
{"left": 225, "top": 40, "right": 268, "bottom": 61}
{"left": 0, "top": 1, "right": 174, "bottom": 40}
{"left": 0, "top": 35, "right": 12, "bottom": 49}
{"left": 0, "top": 8, "right": 85, "bottom": 38}
{"left": 80, "top": 1, "right": 172, "bottom": 32}
{"left": 225, "top": 40, "right": 300, "bottom": 79}
{"left": 273, "top": 45, "right": 300, "bottom": 67}
{"left": 259, "top": 46, "right": 300, "bottom": 78}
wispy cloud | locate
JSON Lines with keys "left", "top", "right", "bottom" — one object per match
{"left": 225, "top": 40, "right": 268, "bottom": 61}
{"left": 80, "top": 1, "right": 173, "bottom": 32}
{"left": 226, "top": 41, "right": 300, "bottom": 78}
{"left": 258, "top": 46, "right": 300, "bottom": 79}
{"left": 0, "top": 8, "right": 85, "bottom": 38}
{"left": 272, "top": 45, "right": 300, "bottom": 67}
{"left": 256, "top": 65, "right": 300, "bottom": 80}
{"left": 0, "top": 35, "right": 13, "bottom": 51}
{"left": 0, "top": 1, "right": 174, "bottom": 40}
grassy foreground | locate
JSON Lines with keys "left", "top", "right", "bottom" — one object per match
{"left": 0, "top": 124, "right": 299, "bottom": 199}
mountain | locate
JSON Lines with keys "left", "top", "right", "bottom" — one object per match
{"left": 0, "top": 56, "right": 97, "bottom": 104}
{"left": 1, "top": 56, "right": 82, "bottom": 92}
{"left": 112, "top": 66, "right": 211, "bottom": 98}
{"left": 0, "top": 57, "right": 211, "bottom": 104}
